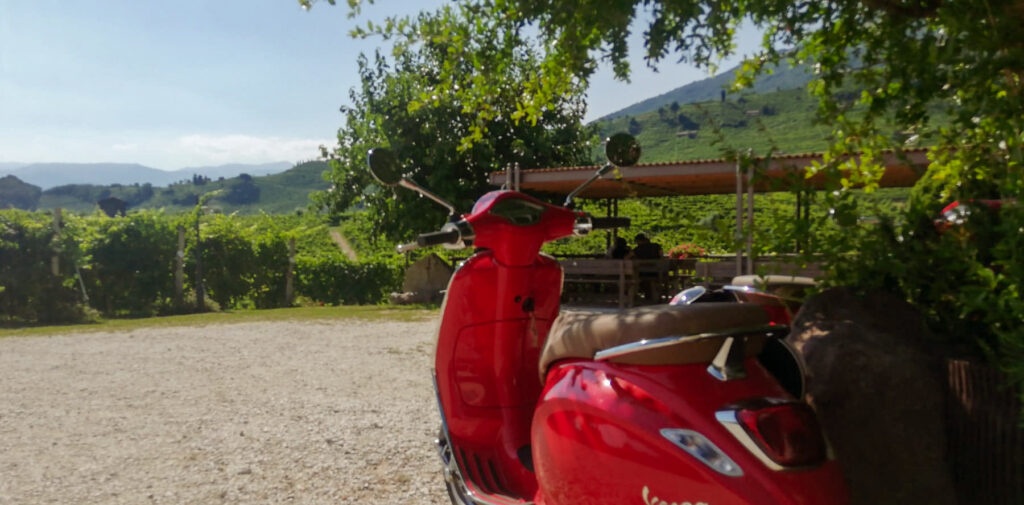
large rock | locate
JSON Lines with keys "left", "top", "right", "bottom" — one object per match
{"left": 402, "top": 253, "right": 453, "bottom": 294}
{"left": 787, "top": 287, "right": 956, "bottom": 505}
{"left": 390, "top": 254, "right": 454, "bottom": 305}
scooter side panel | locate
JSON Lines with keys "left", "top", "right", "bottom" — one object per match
{"left": 531, "top": 360, "right": 848, "bottom": 505}
{"left": 435, "top": 251, "right": 563, "bottom": 499}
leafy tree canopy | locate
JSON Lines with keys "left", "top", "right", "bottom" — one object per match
{"left": 305, "top": 0, "right": 1021, "bottom": 196}
{"left": 310, "top": 3, "right": 596, "bottom": 241}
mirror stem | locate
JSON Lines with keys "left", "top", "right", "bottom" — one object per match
{"left": 563, "top": 163, "right": 614, "bottom": 208}
{"left": 398, "top": 178, "right": 457, "bottom": 216}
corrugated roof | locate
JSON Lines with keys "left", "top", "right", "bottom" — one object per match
{"left": 490, "top": 148, "right": 930, "bottom": 198}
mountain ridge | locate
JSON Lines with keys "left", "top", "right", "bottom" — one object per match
{"left": 0, "top": 160, "right": 331, "bottom": 214}
{"left": 0, "top": 161, "right": 293, "bottom": 190}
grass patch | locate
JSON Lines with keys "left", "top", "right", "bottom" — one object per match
{"left": 0, "top": 305, "right": 438, "bottom": 338}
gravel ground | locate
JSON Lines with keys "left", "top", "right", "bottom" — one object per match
{"left": 0, "top": 319, "right": 449, "bottom": 505}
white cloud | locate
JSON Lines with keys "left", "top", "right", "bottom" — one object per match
{"left": 175, "top": 134, "right": 332, "bottom": 165}
{"left": 111, "top": 142, "right": 139, "bottom": 152}
{"left": 0, "top": 130, "right": 336, "bottom": 170}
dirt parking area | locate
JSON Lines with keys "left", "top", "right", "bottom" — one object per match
{"left": 0, "top": 319, "right": 449, "bottom": 505}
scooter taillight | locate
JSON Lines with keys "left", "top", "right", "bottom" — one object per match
{"left": 738, "top": 402, "right": 826, "bottom": 467}
{"left": 757, "top": 304, "right": 791, "bottom": 326}
{"left": 720, "top": 401, "right": 827, "bottom": 469}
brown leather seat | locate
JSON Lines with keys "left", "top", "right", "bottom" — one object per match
{"left": 540, "top": 303, "right": 772, "bottom": 379}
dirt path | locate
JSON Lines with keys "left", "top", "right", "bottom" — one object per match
{"left": 0, "top": 319, "right": 447, "bottom": 505}
{"left": 329, "top": 230, "right": 358, "bottom": 261}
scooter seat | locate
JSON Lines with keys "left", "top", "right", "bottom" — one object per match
{"left": 540, "top": 303, "right": 771, "bottom": 379}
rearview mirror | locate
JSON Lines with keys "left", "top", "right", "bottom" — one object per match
{"left": 605, "top": 133, "right": 641, "bottom": 166}
{"left": 365, "top": 147, "right": 459, "bottom": 215}
{"left": 366, "top": 148, "right": 403, "bottom": 186}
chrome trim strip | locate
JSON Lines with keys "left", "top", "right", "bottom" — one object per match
{"left": 706, "top": 336, "right": 747, "bottom": 381}
{"left": 715, "top": 409, "right": 786, "bottom": 471}
{"left": 674, "top": 285, "right": 707, "bottom": 304}
{"left": 723, "top": 284, "right": 760, "bottom": 293}
{"left": 716, "top": 405, "right": 831, "bottom": 471}
{"left": 594, "top": 324, "right": 784, "bottom": 361}
{"left": 433, "top": 372, "right": 450, "bottom": 445}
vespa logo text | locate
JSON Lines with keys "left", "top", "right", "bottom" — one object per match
{"left": 642, "top": 486, "right": 708, "bottom": 505}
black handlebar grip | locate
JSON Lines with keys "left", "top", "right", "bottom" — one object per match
{"left": 590, "top": 217, "right": 632, "bottom": 229}
{"left": 417, "top": 229, "right": 461, "bottom": 247}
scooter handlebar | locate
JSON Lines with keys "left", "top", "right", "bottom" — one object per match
{"left": 590, "top": 217, "right": 631, "bottom": 229}
{"left": 417, "top": 228, "right": 461, "bottom": 247}
{"left": 396, "top": 241, "right": 420, "bottom": 254}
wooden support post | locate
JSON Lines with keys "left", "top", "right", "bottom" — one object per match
{"left": 604, "top": 198, "right": 613, "bottom": 252}
{"left": 794, "top": 191, "right": 802, "bottom": 253}
{"left": 175, "top": 226, "right": 185, "bottom": 303}
{"left": 51, "top": 208, "right": 62, "bottom": 276}
{"left": 746, "top": 162, "right": 755, "bottom": 275}
{"left": 613, "top": 198, "right": 619, "bottom": 240}
{"left": 194, "top": 217, "right": 205, "bottom": 311}
{"left": 735, "top": 159, "right": 744, "bottom": 277}
{"left": 798, "top": 190, "right": 812, "bottom": 254}
{"left": 285, "top": 238, "right": 296, "bottom": 305}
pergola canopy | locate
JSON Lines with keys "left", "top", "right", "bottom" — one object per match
{"left": 489, "top": 149, "right": 929, "bottom": 198}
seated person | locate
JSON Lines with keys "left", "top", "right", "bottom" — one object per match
{"left": 627, "top": 233, "right": 664, "bottom": 303}
{"left": 628, "top": 233, "right": 663, "bottom": 259}
{"left": 607, "top": 237, "right": 631, "bottom": 259}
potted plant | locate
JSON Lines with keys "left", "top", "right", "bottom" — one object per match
{"left": 667, "top": 243, "right": 707, "bottom": 260}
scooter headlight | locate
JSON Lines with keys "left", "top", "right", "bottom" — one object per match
{"left": 660, "top": 428, "right": 743, "bottom": 477}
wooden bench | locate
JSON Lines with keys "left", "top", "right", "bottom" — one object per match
{"left": 634, "top": 258, "right": 697, "bottom": 303}
{"left": 558, "top": 259, "right": 696, "bottom": 307}
{"left": 559, "top": 259, "right": 637, "bottom": 308}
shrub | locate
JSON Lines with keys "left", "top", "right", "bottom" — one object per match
{"left": 296, "top": 253, "right": 402, "bottom": 305}
{"left": 0, "top": 210, "right": 89, "bottom": 324}
{"left": 820, "top": 191, "right": 1024, "bottom": 407}
{"left": 80, "top": 211, "right": 178, "bottom": 316}
{"left": 193, "top": 215, "right": 261, "bottom": 309}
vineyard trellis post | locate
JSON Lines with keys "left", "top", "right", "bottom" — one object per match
{"left": 194, "top": 215, "right": 205, "bottom": 311}
{"left": 175, "top": 225, "right": 185, "bottom": 303}
{"left": 51, "top": 208, "right": 61, "bottom": 276}
{"left": 286, "top": 238, "right": 295, "bottom": 305}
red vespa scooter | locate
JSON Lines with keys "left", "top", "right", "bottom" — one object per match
{"left": 366, "top": 134, "right": 848, "bottom": 505}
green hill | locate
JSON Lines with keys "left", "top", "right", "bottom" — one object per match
{"left": 36, "top": 160, "right": 331, "bottom": 215}
{"left": 595, "top": 87, "right": 828, "bottom": 163}
{"left": 0, "top": 175, "right": 43, "bottom": 210}
{"left": 599, "top": 62, "right": 813, "bottom": 121}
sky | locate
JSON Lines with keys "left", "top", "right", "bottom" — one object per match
{"left": 0, "top": 0, "right": 761, "bottom": 171}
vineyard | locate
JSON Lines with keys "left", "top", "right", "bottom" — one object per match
{"left": 1, "top": 178, "right": 915, "bottom": 326}
{"left": 0, "top": 209, "right": 403, "bottom": 324}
